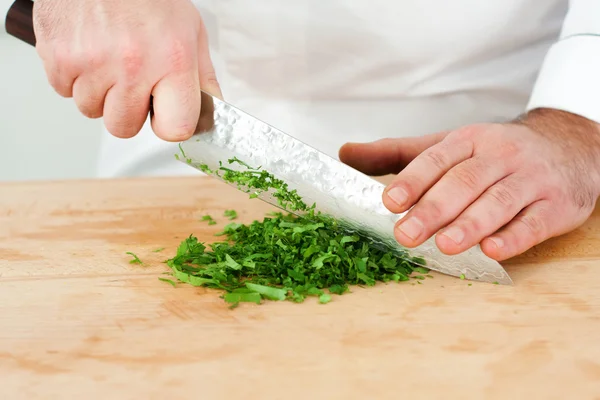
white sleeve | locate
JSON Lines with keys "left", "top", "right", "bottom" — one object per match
{"left": 526, "top": 0, "right": 600, "bottom": 124}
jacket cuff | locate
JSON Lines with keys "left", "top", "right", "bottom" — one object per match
{"left": 526, "top": 35, "right": 600, "bottom": 125}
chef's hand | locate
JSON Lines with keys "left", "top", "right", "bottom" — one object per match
{"left": 33, "top": 0, "right": 221, "bottom": 140}
{"left": 339, "top": 108, "right": 600, "bottom": 261}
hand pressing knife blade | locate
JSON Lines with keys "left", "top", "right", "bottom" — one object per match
{"left": 177, "top": 92, "right": 513, "bottom": 285}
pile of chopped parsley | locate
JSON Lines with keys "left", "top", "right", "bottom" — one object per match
{"left": 160, "top": 155, "right": 429, "bottom": 307}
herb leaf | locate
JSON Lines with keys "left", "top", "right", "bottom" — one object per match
{"left": 126, "top": 252, "right": 143, "bottom": 265}
{"left": 246, "top": 283, "right": 287, "bottom": 301}
{"left": 224, "top": 209, "right": 238, "bottom": 220}
{"left": 224, "top": 292, "right": 262, "bottom": 304}
{"left": 201, "top": 215, "right": 217, "bottom": 225}
{"left": 158, "top": 277, "right": 177, "bottom": 287}
{"left": 319, "top": 293, "right": 332, "bottom": 304}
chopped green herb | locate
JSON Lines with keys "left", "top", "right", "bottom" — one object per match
{"left": 178, "top": 143, "right": 187, "bottom": 159}
{"left": 319, "top": 293, "right": 332, "bottom": 304}
{"left": 468, "top": 283, "right": 472, "bottom": 286}
{"left": 162, "top": 156, "right": 428, "bottom": 305}
{"left": 459, "top": 274, "right": 465, "bottom": 280}
{"left": 224, "top": 209, "right": 238, "bottom": 220}
{"left": 245, "top": 282, "right": 287, "bottom": 301}
{"left": 201, "top": 215, "right": 217, "bottom": 225}
{"left": 224, "top": 292, "right": 262, "bottom": 305}
{"left": 153, "top": 247, "right": 165, "bottom": 253}
{"left": 126, "top": 252, "right": 143, "bottom": 265}
{"left": 192, "top": 157, "right": 313, "bottom": 212}
{"left": 413, "top": 266, "right": 430, "bottom": 274}
{"left": 493, "top": 281, "right": 499, "bottom": 285}
{"left": 158, "top": 277, "right": 177, "bottom": 287}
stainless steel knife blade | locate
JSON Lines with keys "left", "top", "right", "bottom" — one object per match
{"left": 178, "top": 91, "right": 513, "bottom": 285}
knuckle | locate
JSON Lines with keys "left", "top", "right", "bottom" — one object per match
{"left": 531, "top": 159, "right": 552, "bottom": 177}
{"left": 76, "top": 99, "right": 103, "bottom": 119}
{"left": 165, "top": 38, "right": 194, "bottom": 72}
{"left": 418, "top": 199, "right": 444, "bottom": 223}
{"left": 450, "top": 164, "right": 480, "bottom": 191}
{"left": 104, "top": 108, "right": 138, "bottom": 139}
{"left": 498, "top": 141, "right": 520, "bottom": 159}
{"left": 46, "top": 72, "right": 72, "bottom": 98}
{"left": 52, "top": 45, "right": 74, "bottom": 68}
{"left": 516, "top": 213, "right": 547, "bottom": 239}
{"left": 200, "top": 70, "right": 219, "bottom": 87}
{"left": 118, "top": 44, "right": 145, "bottom": 81}
{"left": 424, "top": 149, "right": 449, "bottom": 171}
{"left": 86, "top": 109, "right": 103, "bottom": 119}
{"left": 45, "top": 72, "right": 63, "bottom": 93}
{"left": 35, "top": 40, "right": 51, "bottom": 61}
{"left": 486, "top": 181, "right": 517, "bottom": 208}
{"left": 54, "top": 87, "right": 71, "bottom": 98}
{"left": 84, "top": 47, "right": 107, "bottom": 69}
{"left": 153, "top": 121, "right": 193, "bottom": 141}
{"left": 105, "top": 119, "right": 138, "bottom": 139}
{"left": 170, "top": 123, "right": 196, "bottom": 140}
{"left": 457, "top": 216, "right": 483, "bottom": 237}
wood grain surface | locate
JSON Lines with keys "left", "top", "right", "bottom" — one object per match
{"left": 1, "top": 176, "right": 599, "bottom": 399}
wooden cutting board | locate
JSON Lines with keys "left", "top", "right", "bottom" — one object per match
{"left": 1, "top": 176, "right": 599, "bottom": 400}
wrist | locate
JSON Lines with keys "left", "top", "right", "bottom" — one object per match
{"left": 515, "top": 107, "right": 600, "bottom": 196}
{"left": 518, "top": 107, "right": 600, "bottom": 139}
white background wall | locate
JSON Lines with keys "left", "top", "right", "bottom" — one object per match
{"left": 0, "top": 1, "right": 102, "bottom": 182}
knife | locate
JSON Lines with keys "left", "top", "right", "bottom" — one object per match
{"left": 5, "top": 0, "right": 513, "bottom": 285}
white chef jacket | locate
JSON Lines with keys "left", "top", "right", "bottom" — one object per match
{"left": 95, "top": 0, "right": 600, "bottom": 178}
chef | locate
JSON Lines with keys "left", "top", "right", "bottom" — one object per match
{"left": 31, "top": 0, "right": 600, "bottom": 261}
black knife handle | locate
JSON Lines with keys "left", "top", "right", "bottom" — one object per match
{"left": 5, "top": 0, "right": 35, "bottom": 46}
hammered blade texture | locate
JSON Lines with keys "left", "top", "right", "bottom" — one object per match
{"left": 179, "top": 93, "right": 513, "bottom": 285}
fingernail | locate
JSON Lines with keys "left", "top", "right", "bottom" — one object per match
{"left": 397, "top": 217, "right": 424, "bottom": 240}
{"left": 488, "top": 237, "right": 504, "bottom": 249}
{"left": 441, "top": 226, "right": 464, "bottom": 245}
{"left": 387, "top": 187, "right": 408, "bottom": 207}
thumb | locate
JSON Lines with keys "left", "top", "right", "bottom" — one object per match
{"left": 151, "top": 67, "right": 201, "bottom": 141}
{"left": 338, "top": 131, "right": 449, "bottom": 176}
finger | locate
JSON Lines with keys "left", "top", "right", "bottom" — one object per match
{"left": 103, "top": 83, "right": 152, "bottom": 139}
{"left": 197, "top": 24, "right": 223, "bottom": 100}
{"left": 42, "top": 48, "right": 80, "bottom": 98}
{"left": 338, "top": 131, "right": 449, "bottom": 176}
{"left": 392, "top": 153, "right": 509, "bottom": 248}
{"left": 480, "top": 200, "right": 557, "bottom": 261}
{"left": 151, "top": 68, "right": 201, "bottom": 141}
{"left": 435, "top": 173, "right": 536, "bottom": 255}
{"left": 383, "top": 133, "right": 475, "bottom": 214}
{"left": 72, "top": 73, "right": 111, "bottom": 118}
